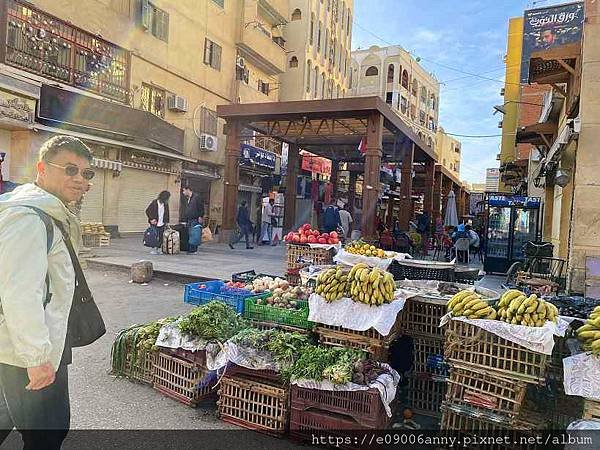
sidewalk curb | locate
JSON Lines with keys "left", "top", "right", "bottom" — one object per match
{"left": 86, "top": 258, "right": 210, "bottom": 284}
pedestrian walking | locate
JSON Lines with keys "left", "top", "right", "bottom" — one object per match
{"left": 338, "top": 204, "right": 353, "bottom": 239}
{"left": 0, "top": 135, "right": 105, "bottom": 450}
{"left": 260, "top": 198, "right": 275, "bottom": 245}
{"left": 323, "top": 198, "right": 341, "bottom": 234}
{"left": 145, "top": 190, "right": 170, "bottom": 255}
{"left": 181, "top": 186, "right": 204, "bottom": 254}
{"left": 229, "top": 200, "right": 254, "bottom": 250}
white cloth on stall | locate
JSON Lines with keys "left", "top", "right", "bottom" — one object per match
{"left": 563, "top": 352, "right": 600, "bottom": 401}
{"left": 308, "top": 291, "right": 411, "bottom": 336}
{"left": 306, "top": 242, "right": 342, "bottom": 252}
{"left": 292, "top": 363, "right": 401, "bottom": 417}
{"left": 333, "top": 248, "right": 411, "bottom": 270}
{"left": 440, "top": 315, "right": 569, "bottom": 355}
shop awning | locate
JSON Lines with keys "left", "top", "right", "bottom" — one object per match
{"left": 92, "top": 158, "right": 122, "bottom": 172}
{"left": 238, "top": 184, "right": 262, "bottom": 193}
{"left": 33, "top": 124, "right": 197, "bottom": 163}
{"left": 515, "top": 122, "right": 557, "bottom": 146}
{"left": 181, "top": 168, "right": 221, "bottom": 180}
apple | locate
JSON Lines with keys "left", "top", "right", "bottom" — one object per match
{"left": 312, "top": 229, "right": 320, "bottom": 237}
{"left": 330, "top": 231, "right": 338, "bottom": 239}
{"left": 300, "top": 235, "right": 308, "bottom": 244}
{"left": 322, "top": 233, "right": 330, "bottom": 240}
{"left": 308, "top": 235, "right": 317, "bottom": 243}
{"left": 318, "top": 237, "right": 327, "bottom": 244}
{"left": 292, "top": 234, "right": 301, "bottom": 243}
{"left": 302, "top": 223, "right": 312, "bottom": 231}
{"left": 331, "top": 237, "right": 339, "bottom": 244}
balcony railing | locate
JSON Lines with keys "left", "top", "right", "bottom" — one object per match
{"left": 2, "top": 0, "right": 130, "bottom": 103}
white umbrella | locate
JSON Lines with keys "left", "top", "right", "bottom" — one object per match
{"left": 444, "top": 190, "right": 459, "bottom": 227}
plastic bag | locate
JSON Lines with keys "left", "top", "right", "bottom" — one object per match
{"left": 202, "top": 226, "right": 213, "bottom": 242}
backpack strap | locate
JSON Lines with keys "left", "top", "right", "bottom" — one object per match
{"left": 23, "top": 206, "right": 54, "bottom": 308}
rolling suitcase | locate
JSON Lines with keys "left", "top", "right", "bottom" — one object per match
{"left": 172, "top": 224, "right": 189, "bottom": 252}
{"left": 162, "top": 228, "right": 180, "bottom": 254}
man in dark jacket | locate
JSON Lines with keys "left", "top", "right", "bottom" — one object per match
{"left": 229, "top": 200, "right": 253, "bottom": 250}
{"left": 145, "top": 190, "right": 170, "bottom": 254}
{"left": 323, "top": 199, "right": 341, "bottom": 233}
{"left": 182, "top": 187, "right": 204, "bottom": 254}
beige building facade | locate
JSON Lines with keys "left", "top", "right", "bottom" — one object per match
{"left": 350, "top": 45, "right": 440, "bottom": 150}
{"left": 0, "top": 0, "right": 289, "bottom": 233}
{"left": 278, "top": 0, "right": 353, "bottom": 101}
{"left": 435, "top": 127, "right": 461, "bottom": 179}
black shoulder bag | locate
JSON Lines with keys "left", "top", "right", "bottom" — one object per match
{"left": 55, "top": 221, "right": 106, "bottom": 348}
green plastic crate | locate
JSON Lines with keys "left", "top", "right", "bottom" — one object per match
{"left": 244, "top": 296, "right": 314, "bottom": 330}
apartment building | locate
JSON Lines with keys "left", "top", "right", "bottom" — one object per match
{"left": 278, "top": 0, "right": 353, "bottom": 101}
{"left": 350, "top": 45, "right": 440, "bottom": 150}
{"left": 435, "top": 127, "right": 461, "bottom": 179}
{"left": 0, "top": 0, "right": 288, "bottom": 233}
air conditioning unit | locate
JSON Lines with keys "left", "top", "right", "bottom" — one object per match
{"left": 167, "top": 95, "right": 188, "bottom": 112}
{"left": 198, "top": 133, "right": 218, "bottom": 152}
{"left": 236, "top": 55, "right": 245, "bottom": 68}
{"left": 497, "top": 120, "right": 503, "bottom": 128}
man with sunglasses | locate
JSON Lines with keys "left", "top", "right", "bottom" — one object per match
{"left": 0, "top": 135, "right": 94, "bottom": 449}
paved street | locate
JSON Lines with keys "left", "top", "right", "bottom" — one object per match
{"left": 89, "top": 235, "right": 286, "bottom": 281}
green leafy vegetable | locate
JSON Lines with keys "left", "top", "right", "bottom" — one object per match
{"left": 178, "top": 301, "right": 247, "bottom": 341}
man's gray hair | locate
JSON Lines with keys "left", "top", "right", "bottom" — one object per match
{"left": 39, "top": 135, "right": 93, "bottom": 163}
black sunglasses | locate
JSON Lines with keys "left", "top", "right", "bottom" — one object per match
{"left": 46, "top": 162, "right": 95, "bottom": 180}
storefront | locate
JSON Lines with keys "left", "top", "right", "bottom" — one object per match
{"left": 181, "top": 162, "right": 221, "bottom": 229}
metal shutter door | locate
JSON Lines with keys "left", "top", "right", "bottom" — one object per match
{"left": 118, "top": 168, "right": 169, "bottom": 232}
{"left": 80, "top": 169, "right": 105, "bottom": 223}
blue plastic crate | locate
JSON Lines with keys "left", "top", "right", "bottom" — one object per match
{"left": 183, "top": 280, "right": 255, "bottom": 314}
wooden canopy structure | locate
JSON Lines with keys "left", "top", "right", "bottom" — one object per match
{"left": 217, "top": 96, "right": 467, "bottom": 239}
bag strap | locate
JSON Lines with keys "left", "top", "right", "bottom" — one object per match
{"left": 53, "top": 220, "right": 94, "bottom": 303}
{"left": 23, "top": 206, "right": 54, "bottom": 308}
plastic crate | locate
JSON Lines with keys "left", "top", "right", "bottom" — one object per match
{"left": 445, "top": 365, "right": 528, "bottom": 420}
{"left": 217, "top": 375, "right": 289, "bottom": 437}
{"left": 159, "top": 347, "right": 207, "bottom": 366}
{"left": 291, "top": 384, "right": 386, "bottom": 429}
{"left": 412, "top": 336, "right": 449, "bottom": 380}
{"left": 227, "top": 363, "right": 281, "bottom": 383}
{"left": 444, "top": 320, "right": 548, "bottom": 384}
{"left": 315, "top": 324, "right": 398, "bottom": 361}
{"left": 153, "top": 350, "right": 216, "bottom": 407}
{"left": 389, "top": 259, "right": 455, "bottom": 282}
{"left": 244, "top": 296, "right": 313, "bottom": 330}
{"left": 231, "top": 271, "right": 280, "bottom": 283}
{"left": 407, "top": 376, "right": 447, "bottom": 418}
{"left": 184, "top": 280, "right": 257, "bottom": 314}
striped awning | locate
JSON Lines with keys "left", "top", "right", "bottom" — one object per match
{"left": 92, "top": 158, "right": 122, "bottom": 172}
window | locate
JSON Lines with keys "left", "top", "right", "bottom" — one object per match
{"left": 211, "top": 0, "right": 224, "bottom": 7}
{"left": 400, "top": 96, "right": 408, "bottom": 114}
{"left": 328, "top": 79, "right": 334, "bottom": 99}
{"left": 428, "top": 117, "right": 436, "bottom": 131}
{"left": 140, "top": 83, "right": 166, "bottom": 118}
{"left": 401, "top": 70, "right": 409, "bottom": 89}
{"left": 324, "top": 30, "right": 329, "bottom": 56}
{"left": 314, "top": 66, "right": 319, "bottom": 98}
{"left": 386, "top": 92, "right": 393, "bottom": 105}
{"left": 291, "top": 8, "right": 302, "bottom": 21}
{"left": 258, "top": 80, "right": 270, "bottom": 95}
{"left": 410, "top": 103, "right": 416, "bottom": 119}
{"left": 236, "top": 65, "right": 249, "bottom": 83}
{"left": 427, "top": 137, "right": 433, "bottom": 148}
{"left": 387, "top": 64, "right": 394, "bottom": 83}
{"left": 455, "top": 145, "right": 461, "bottom": 153}
{"left": 310, "top": 14, "right": 315, "bottom": 45}
{"left": 317, "top": 23, "right": 322, "bottom": 52}
{"left": 365, "top": 66, "right": 378, "bottom": 76}
{"left": 347, "top": 12, "right": 351, "bottom": 32}
{"left": 411, "top": 78, "right": 418, "bottom": 96}
{"left": 289, "top": 56, "right": 299, "bottom": 68}
{"left": 430, "top": 94, "right": 437, "bottom": 110}
{"left": 420, "top": 86, "right": 427, "bottom": 103}
{"left": 199, "top": 106, "right": 219, "bottom": 135}
{"left": 419, "top": 110, "right": 426, "bottom": 125}
{"left": 321, "top": 72, "right": 326, "bottom": 99}
{"left": 149, "top": 3, "right": 169, "bottom": 42}
{"left": 306, "top": 60, "right": 312, "bottom": 93}
{"left": 204, "top": 38, "right": 222, "bottom": 70}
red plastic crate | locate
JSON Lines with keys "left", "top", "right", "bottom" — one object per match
{"left": 159, "top": 347, "right": 206, "bottom": 366}
{"left": 291, "top": 384, "right": 386, "bottom": 429}
{"left": 227, "top": 364, "right": 281, "bottom": 383}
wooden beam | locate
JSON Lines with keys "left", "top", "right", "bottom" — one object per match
{"left": 539, "top": 133, "right": 551, "bottom": 149}
{"left": 551, "top": 83, "right": 568, "bottom": 98}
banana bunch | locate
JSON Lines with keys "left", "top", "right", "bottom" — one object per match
{"left": 495, "top": 290, "right": 558, "bottom": 327}
{"left": 347, "top": 263, "right": 395, "bottom": 306}
{"left": 447, "top": 290, "right": 497, "bottom": 320}
{"left": 345, "top": 241, "right": 387, "bottom": 258}
{"left": 576, "top": 306, "right": 600, "bottom": 355}
{"left": 315, "top": 267, "right": 349, "bottom": 302}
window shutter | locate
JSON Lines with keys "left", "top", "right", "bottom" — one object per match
{"left": 213, "top": 44, "right": 222, "bottom": 70}
{"left": 204, "top": 39, "right": 211, "bottom": 65}
{"left": 162, "top": 10, "right": 169, "bottom": 41}
{"left": 140, "top": 0, "right": 151, "bottom": 29}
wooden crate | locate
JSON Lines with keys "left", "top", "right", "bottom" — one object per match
{"left": 445, "top": 365, "right": 528, "bottom": 420}
{"left": 82, "top": 233, "right": 101, "bottom": 248}
{"left": 407, "top": 376, "right": 447, "bottom": 418}
{"left": 548, "top": 389, "right": 584, "bottom": 430}
{"left": 583, "top": 399, "right": 600, "bottom": 421}
{"left": 217, "top": 375, "right": 289, "bottom": 437}
{"left": 286, "top": 244, "right": 334, "bottom": 271}
{"left": 399, "top": 296, "right": 447, "bottom": 339}
{"left": 99, "top": 236, "right": 111, "bottom": 247}
{"left": 315, "top": 322, "right": 399, "bottom": 361}
{"left": 153, "top": 350, "right": 216, "bottom": 407}
{"left": 412, "top": 335, "right": 448, "bottom": 380}
{"left": 124, "top": 349, "right": 156, "bottom": 385}
{"left": 444, "top": 320, "right": 548, "bottom": 384}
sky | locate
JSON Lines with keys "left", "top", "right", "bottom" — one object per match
{"left": 351, "top": 0, "right": 564, "bottom": 184}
